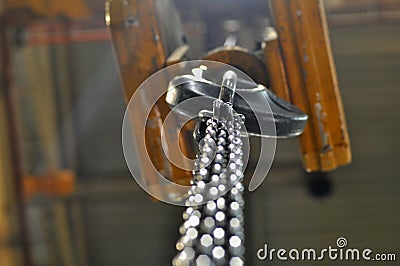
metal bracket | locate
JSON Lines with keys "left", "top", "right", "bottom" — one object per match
{"left": 166, "top": 70, "right": 308, "bottom": 139}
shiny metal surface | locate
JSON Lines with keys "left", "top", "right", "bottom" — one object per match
{"left": 166, "top": 75, "right": 308, "bottom": 138}
{"left": 173, "top": 114, "right": 246, "bottom": 265}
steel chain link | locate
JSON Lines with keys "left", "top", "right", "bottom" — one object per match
{"left": 173, "top": 114, "right": 245, "bottom": 266}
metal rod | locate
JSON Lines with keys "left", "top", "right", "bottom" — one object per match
{"left": 219, "top": 70, "right": 237, "bottom": 105}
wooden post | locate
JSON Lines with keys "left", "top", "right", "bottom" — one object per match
{"left": 269, "top": 0, "right": 351, "bottom": 172}
{"left": 19, "top": 29, "right": 79, "bottom": 266}
{"left": 71, "top": 201, "right": 89, "bottom": 266}
{"left": 22, "top": 44, "right": 60, "bottom": 170}
{"left": 262, "top": 27, "right": 291, "bottom": 102}
{"left": 53, "top": 201, "right": 77, "bottom": 266}
{"left": 107, "top": 0, "right": 192, "bottom": 189}
{"left": 0, "top": 16, "right": 33, "bottom": 266}
{"left": 0, "top": 75, "right": 19, "bottom": 266}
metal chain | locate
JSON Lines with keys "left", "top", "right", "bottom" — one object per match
{"left": 173, "top": 114, "right": 245, "bottom": 266}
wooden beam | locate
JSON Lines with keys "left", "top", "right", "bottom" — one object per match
{"left": 21, "top": 45, "right": 60, "bottom": 169}
{"left": 269, "top": 0, "right": 351, "bottom": 172}
{"left": 52, "top": 40, "right": 77, "bottom": 170}
{"left": 262, "top": 27, "right": 290, "bottom": 101}
{"left": 0, "top": 17, "right": 33, "bottom": 266}
{"left": 54, "top": 201, "right": 77, "bottom": 266}
{"left": 0, "top": 73, "right": 20, "bottom": 266}
{"left": 71, "top": 201, "right": 89, "bottom": 266}
{"left": 107, "top": 0, "right": 192, "bottom": 189}
{"left": 5, "top": 0, "right": 92, "bottom": 19}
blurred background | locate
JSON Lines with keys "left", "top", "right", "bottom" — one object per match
{"left": 0, "top": 0, "right": 400, "bottom": 265}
